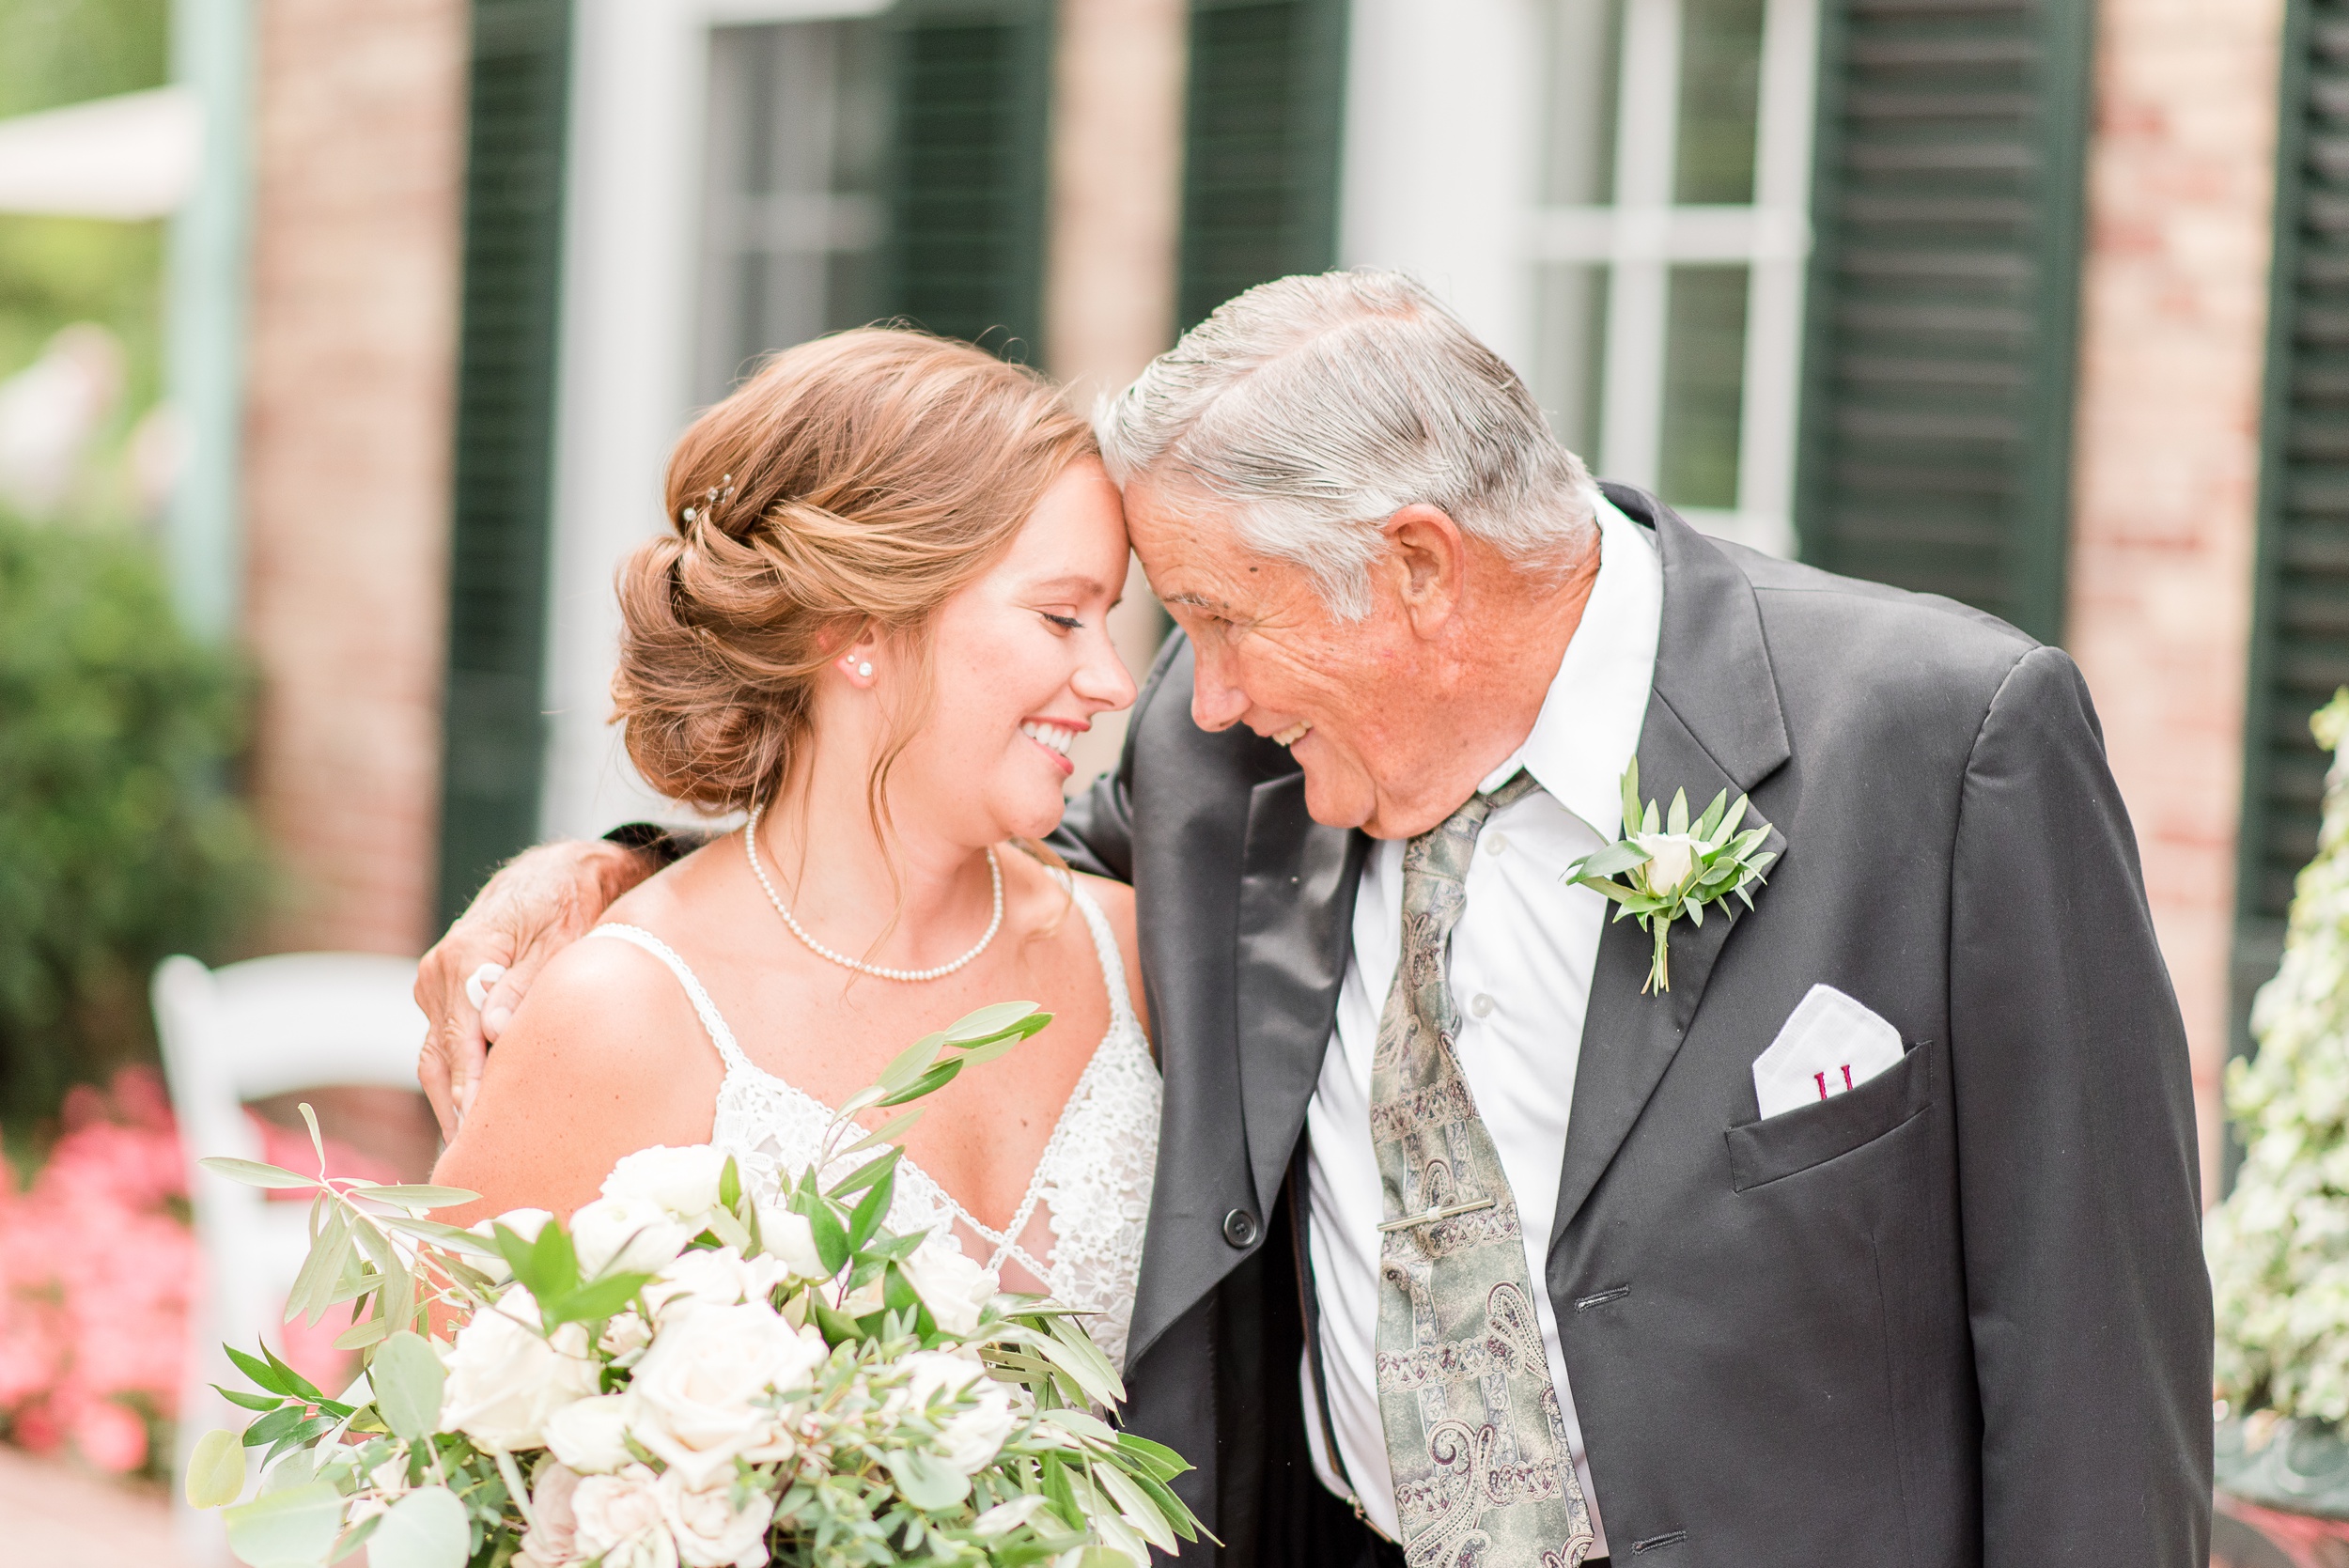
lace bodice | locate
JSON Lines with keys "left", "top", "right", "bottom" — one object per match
{"left": 588, "top": 879, "right": 1159, "bottom": 1371}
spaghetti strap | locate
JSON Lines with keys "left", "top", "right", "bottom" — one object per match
{"left": 588, "top": 924, "right": 755, "bottom": 1076}
{"left": 1062, "top": 877, "right": 1137, "bottom": 1034}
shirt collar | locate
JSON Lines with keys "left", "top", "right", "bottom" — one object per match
{"left": 1473, "top": 495, "right": 1663, "bottom": 842}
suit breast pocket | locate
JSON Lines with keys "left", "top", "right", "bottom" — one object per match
{"left": 1725, "top": 1041, "right": 1932, "bottom": 1191}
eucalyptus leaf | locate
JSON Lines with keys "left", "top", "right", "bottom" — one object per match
{"left": 186, "top": 1426, "right": 247, "bottom": 1508}
{"left": 332, "top": 1315, "right": 393, "bottom": 1351}
{"left": 201, "top": 1157, "right": 316, "bottom": 1190}
{"left": 1694, "top": 789, "right": 1729, "bottom": 841}
{"left": 297, "top": 1103, "right": 326, "bottom": 1169}
{"left": 834, "top": 1108, "right": 923, "bottom": 1159}
{"left": 346, "top": 1184, "right": 479, "bottom": 1211}
{"left": 942, "top": 1001, "right": 1042, "bottom": 1044}
{"left": 1666, "top": 788, "right": 1688, "bottom": 836}
{"left": 366, "top": 1484, "right": 470, "bottom": 1568}
{"left": 876, "top": 1032, "right": 946, "bottom": 1093}
{"left": 370, "top": 1331, "right": 444, "bottom": 1440}
{"left": 886, "top": 1448, "right": 971, "bottom": 1511}
{"left": 825, "top": 1144, "right": 903, "bottom": 1200}
{"left": 222, "top": 1480, "right": 342, "bottom": 1568}
{"left": 878, "top": 1058, "right": 963, "bottom": 1108}
{"left": 1095, "top": 1462, "right": 1179, "bottom": 1553}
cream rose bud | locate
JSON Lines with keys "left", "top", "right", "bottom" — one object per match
{"left": 658, "top": 1466, "right": 777, "bottom": 1568}
{"left": 571, "top": 1465, "right": 677, "bottom": 1568}
{"left": 519, "top": 1460, "right": 584, "bottom": 1567}
{"left": 629, "top": 1302, "right": 829, "bottom": 1485}
{"left": 601, "top": 1145, "right": 729, "bottom": 1219}
{"left": 751, "top": 1199, "right": 828, "bottom": 1280}
{"left": 571, "top": 1195, "right": 693, "bottom": 1279}
{"left": 600, "top": 1311, "right": 654, "bottom": 1365}
{"left": 1631, "top": 831, "right": 1702, "bottom": 898}
{"left": 545, "top": 1392, "right": 636, "bottom": 1474}
{"left": 899, "top": 1237, "right": 996, "bottom": 1336}
{"left": 644, "top": 1247, "right": 790, "bottom": 1323}
{"left": 440, "top": 1290, "right": 600, "bottom": 1452}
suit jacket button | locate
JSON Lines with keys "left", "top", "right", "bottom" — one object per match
{"left": 1221, "top": 1208, "right": 1260, "bottom": 1249}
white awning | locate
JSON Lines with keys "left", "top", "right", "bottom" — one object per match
{"left": 0, "top": 87, "right": 202, "bottom": 220}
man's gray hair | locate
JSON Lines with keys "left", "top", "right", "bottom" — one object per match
{"left": 1095, "top": 270, "right": 1600, "bottom": 619}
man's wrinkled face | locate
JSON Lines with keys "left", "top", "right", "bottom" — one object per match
{"left": 1125, "top": 478, "right": 1446, "bottom": 837}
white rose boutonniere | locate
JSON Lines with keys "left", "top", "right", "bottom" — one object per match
{"left": 1564, "top": 759, "right": 1776, "bottom": 994}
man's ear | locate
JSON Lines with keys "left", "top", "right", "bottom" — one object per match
{"left": 1382, "top": 505, "right": 1469, "bottom": 636}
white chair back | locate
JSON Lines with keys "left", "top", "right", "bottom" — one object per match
{"left": 152, "top": 952, "right": 427, "bottom": 1566}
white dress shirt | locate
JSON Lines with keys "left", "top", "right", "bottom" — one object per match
{"left": 1300, "top": 498, "right": 1662, "bottom": 1552}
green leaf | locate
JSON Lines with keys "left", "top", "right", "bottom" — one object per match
{"left": 263, "top": 1417, "right": 337, "bottom": 1470}
{"left": 845, "top": 1173, "right": 894, "bottom": 1255}
{"left": 1694, "top": 789, "right": 1729, "bottom": 842}
{"left": 1045, "top": 1406, "right": 1116, "bottom": 1444}
{"left": 825, "top": 1145, "right": 903, "bottom": 1201}
{"left": 332, "top": 1316, "right": 393, "bottom": 1352}
{"left": 876, "top": 1032, "right": 947, "bottom": 1094}
{"left": 809, "top": 1296, "right": 863, "bottom": 1344}
{"left": 1567, "top": 841, "right": 1650, "bottom": 881}
{"left": 216, "top": 1385, "right": 285, "bottom": 1413}
{"left": 242, "top": 1406, "right": 308, "bottom": 1451}
{"left": 187, "top": 1427, "right": 248, "bottom": 1508}
{"left": 226, "top": 1344, "right": 297, "bottom": 1397}
{"left": 347, "top": 1184, "right": 479, "bottom": 1211}
{"left": 800, "top": 1194, "right": 849, "bottom": 1276}
{"left": 374, "top": 1217, "right": 501, "bottom": 1258}
{"left": 327, "top": 1515, "right": 383, "bottom": 1565}
{"left": 877, "top": 1058, "right": 964, "bottom": 1108}
{"left": 834, "top": 1108, "right": 923, "bottom": 1159}
{"left": 366, "top": 1484, "right": 469, "bottom": 1568}
{"left": 202, "top": 1157, "right": 316, "bottom": 1190}
{"left": 1641, "top": 798, "right": 1659, "bottom": 835}
{"left": 705, "top": 1203, "right": 754, "bottom": 1253}
{"left": 887, "top": 1448, "right": 972, "bottom": 1512}
{"left": 371, "top": 1332, "right": 444, "bottom": 1440}
{"left": 520, "top": 1218, "right": 580, "bottom": 1300}
{"left": 1584, "top": 879, "right": 1641, "bottom": 907}
{"left": 1113, "top": 1432, "right": 1190, "bottom": 1483}
{"left": 1719, "top": 794, "right": 1750, "bottom": 838}
{"left": 222, "top": 1480, "right": 342, "bottom": 1568}
{"left": 286, "top": 1207, "right": 353, "bottom": 1327}
{"left": 547, "top": 1271, "right": 652, "bottom": 1327}
{"left": 1117, "top": 1462, "right": 1198, "bottom": 1541}
{"left": 297, "top": 1103, "right": 326, "bottom": 1170}
{"left": 955, "top": 1028, "right": 1033, "bottom": 1067}
{"left": 1039, "top": 1316, "right": 1126, "bottom": 1408}
{"left": 1040, "top": 1452, "right": 1081, "bottom": 1529}
{"left": 1667, "top": 788, "right": 1688, "bottom": 836}
{"left": 883, "top": 1259, "right": 921, "bottom": 1319}
{"left": 1095, "top": 1463, "right": 1179, "bottom": 1553}
{"left": 718, "top": 1155, "right": 741, "bottom": 1210}
{"left": 942, "top": 1001, "right": 1044, "bottom": 1045}
{"left": 1684, "top": 897, "right": 1703, "bottom": 927}
{"left": 1620, "top": 758, "right": 1641, "bottom": 832}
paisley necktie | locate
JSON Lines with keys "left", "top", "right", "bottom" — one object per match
{"left": 1371, "top": 769, "right": 1595, "bottom": 1568}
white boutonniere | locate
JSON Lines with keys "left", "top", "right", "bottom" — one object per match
{"left": 1563, "top": 760, "right": 1777, "bottom": 994}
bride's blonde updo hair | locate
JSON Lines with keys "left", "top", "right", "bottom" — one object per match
{"left": 614, "top": 329, "right": 1097, "bottom": 815}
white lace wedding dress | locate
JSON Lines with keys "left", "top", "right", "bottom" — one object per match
{"left": 585, "top": 878, "right": 1159, "bottom": 1371}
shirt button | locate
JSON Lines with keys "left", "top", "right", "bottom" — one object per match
{"left": 1221, "top": 1209, "right": 1260, "bottom": 1249}
{"left": 1485, "top": 831, "right": 1509, "bottom": 856}
{"left": 1470, "top": 993, "right": 1495, "bottom": 1018}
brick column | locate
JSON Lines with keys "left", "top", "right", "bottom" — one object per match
{"left": 241, "top": 0, "right": 467, "bottom": 955}
{"left": 2065, "top": 0, "right": 2286, "bottom": 1201}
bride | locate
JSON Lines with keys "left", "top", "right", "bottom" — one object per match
{"left": 431, "top": 329, "right": 1159, "bottom": 1369}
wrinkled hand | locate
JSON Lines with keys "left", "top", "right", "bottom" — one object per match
{"left": 414, "top": 839, "right": 658, "bottom": 1138}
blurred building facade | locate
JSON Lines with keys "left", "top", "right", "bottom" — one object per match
{"left": 132, "top": 0, "right": 2335, "bottom": 1194}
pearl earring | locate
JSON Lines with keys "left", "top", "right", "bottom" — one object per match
{"left": 856, "top": 660, "right": 873, "bottom": 678}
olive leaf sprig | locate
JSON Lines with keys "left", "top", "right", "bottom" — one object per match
{"left": 1563, "top": 759, "right": 1776, "bottom": 994}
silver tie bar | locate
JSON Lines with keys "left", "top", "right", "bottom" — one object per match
{"left": 1377, "top": 1196, "right": 1497, "bottom": 1234}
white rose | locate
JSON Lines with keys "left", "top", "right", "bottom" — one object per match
{"left": 1631, "top": 831, "right": 1702, "bottom": 899}
{"left": 440, "top": 1290, "right": 600, "bottom": 1452}
{"left": 545, "top": 1392, "right": 636, "bottom": 1475}
{"left": 572, "top": 1465, "right": 677, "bottom": 1568}
{"left": 658, "top": 1466, "right": 777, "bottom": 1568}
{"left": 898, "top": 1237, "right": 996, "bottom": 1336}
{"left": 971, "top": 1494, "right": 1050, "bottom": 1537}
{"left": 751, "top": 1198, "right": 828, "bottom": 1279}
{"left": 898, "top": 1348, "right": 986, "bottom": 1407}
{"left": 643, "top": 1247, "right": 790, "bottom": 1323}
{"left": 519, "top": 1460, "right": 583, "bottom": 1566}
{"left": 572, "top": 1195, "right": 692, "bottom": 1279}
{"left": 601, "top": 1145, "right": 729, "bottom": 1219}
{"left": 936, "top": 1382, "right": 1018, "bottom": 1474}
{"left": 601, "top": 1311, "right": 654, "bottom": 1365}
{"left": 630, "top": 1302, "right": 828, "bottom": 1485}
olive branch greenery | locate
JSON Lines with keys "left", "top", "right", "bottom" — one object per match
{"left": 1563, "top": 759, "right": 1777, "bottom": 994}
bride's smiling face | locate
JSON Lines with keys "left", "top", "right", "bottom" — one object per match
{"left": 879, "top": 458, "right": 1138, "bottom": 843}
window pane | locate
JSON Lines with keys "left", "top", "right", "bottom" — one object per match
{"left": 1542, "top": 0, "right": 1625, "bottom": 206}
{"left": 701, "top": 20, "right": 890, "bottom": 399}
{"left": 1658, "top": 264, "right": 1748, "bottom": 507}
{"left": 1535, "top": 263, "right": 1610, "bottom": 460}
{"left": 1673, "top": 0, "right": 1764, "bottom": 204}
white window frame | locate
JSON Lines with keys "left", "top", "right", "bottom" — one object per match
{"left": 1339, "top": 0, "right": 1817, "bottom": 557}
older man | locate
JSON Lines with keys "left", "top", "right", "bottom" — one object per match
{"left": 417, "top": 272, "right": 2210, "bottom": 1567}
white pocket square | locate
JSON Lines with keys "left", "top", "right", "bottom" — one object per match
{"left": 1751, "top": 984, "right": 1905, "bottom": 1120}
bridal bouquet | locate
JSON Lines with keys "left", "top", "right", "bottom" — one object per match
{"left": 183, "top": 1002, "right": 1201, "bottom": 1568}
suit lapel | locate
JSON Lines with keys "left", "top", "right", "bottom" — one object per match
{"left": 1549, "top": 489, "right": 1793, "bottom": 1242}
{"left": 1236, "top": 771, "right": 1368, "bottom": 1216}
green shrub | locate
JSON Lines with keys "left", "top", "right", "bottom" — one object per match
{"left": 0, "top": 509, "right": 266, "bottom": 1125}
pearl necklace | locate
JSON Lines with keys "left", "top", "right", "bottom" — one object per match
{"left": 743, "top": 801, "right": 1003, "bottom": 982}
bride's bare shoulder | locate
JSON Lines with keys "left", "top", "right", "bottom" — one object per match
{"left": 487, "top": 925, "right": 716, "bottom": 1089}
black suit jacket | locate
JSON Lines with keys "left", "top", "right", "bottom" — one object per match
{"left": 1050, "top": 488, "right": 2212, "bottom": 1568}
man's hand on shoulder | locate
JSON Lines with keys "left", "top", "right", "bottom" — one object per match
{"left": 415, "top": 837, "right": 661, "bottom": 1138}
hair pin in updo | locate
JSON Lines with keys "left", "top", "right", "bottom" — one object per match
{"left": 679, "top": 473, "right": 737, "bottom": 526}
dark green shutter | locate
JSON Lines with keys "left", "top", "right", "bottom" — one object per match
{"left": 2233, "top": 0, "right": 2349, "bottom": 1136}
{"left": 1175, "top": 0, "right": 1349, "bottom": 331}
{"left": 885, "top": 0, "right": 1054, "bottom": 357}
{"left": 436, "top": 0, "right": 574, "bottom": 925}
{"left": 1793, "top": 0, "right": 2095, "bottom": 644}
